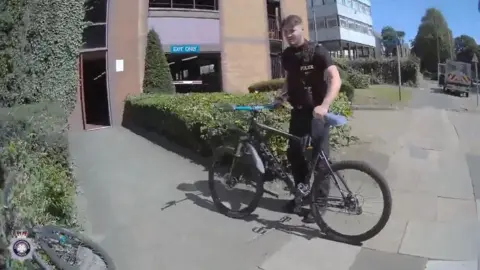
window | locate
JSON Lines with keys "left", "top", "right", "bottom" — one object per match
{"left": 368, "top": 27, "right": 373, "bottom": 35}
{"left": 346, "top": 0, "right": 353, "bottom": 7}
{"left": 82, "top": 24, "right": 106, "bottom": 49}
{"left": 324, "top": 0, "right": 335, "bottom": 4}
{"left": 340, "top": 0, "right": 346, "bottom": 4}
{"left": 317, "top": 17, "right": 326, "bottom": 28}
{"left": 353, "top": 1, "right": 359, "bottom": 11}
{"left": 196, "top": 0, "right": 216, "bottom": 10}
{"left": 347, "top": 19, "right": 355, "bottom": 30}
{"left": 339, "top": 16, "right": 348, "bottom": 28}
{"left": 85, "top": 0, "right": 107, "bottom": 23}
{"left": 326, "top": 16, "right": 338, "bottom": 27}
{"left": 148, "top": 0, "right": 171, "bottom": 8}
{"left": 200, "top": 64, "right": 214, "bottom": 74}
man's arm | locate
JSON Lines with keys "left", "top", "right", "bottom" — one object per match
{"left": 316, "top": 47, "right": 342, "bottom": 107}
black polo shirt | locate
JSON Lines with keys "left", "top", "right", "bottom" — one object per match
{"left": 281, "top": 41, "right": 333, "bottom": 108}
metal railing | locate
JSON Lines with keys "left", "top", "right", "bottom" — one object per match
{"left": 149, "top": 0, "right": 218, "bottom": 10}
{"left": 268, "top": 17, "right": 281, "bottom": 41}
{"left": 271, "top": 53, "right": 284, "bottom": 79}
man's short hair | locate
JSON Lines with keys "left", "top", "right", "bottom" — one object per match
{"left": 280, "top": 15, "right": 302, "bottom": 29}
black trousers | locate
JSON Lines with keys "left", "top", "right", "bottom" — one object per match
{"left": 287, "top": 109, "right": 330, "bottom": 186}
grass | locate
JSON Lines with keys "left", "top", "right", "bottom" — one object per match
{"left": 353, "top": 84, "right": 412, "bottom": 107}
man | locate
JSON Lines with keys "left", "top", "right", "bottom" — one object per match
{"left": 276, "top": 15, "right": 342, "bottom": 223}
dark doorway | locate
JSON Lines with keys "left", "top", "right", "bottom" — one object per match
{"left": 80, "top": 51, "right": 110, "bottom": 129}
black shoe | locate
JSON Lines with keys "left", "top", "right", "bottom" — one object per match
{"left": 302, "top": 212, "right": 315, "bottom": 224}
{"left": 282, "top": 199, "right": 296, "bottom": 214}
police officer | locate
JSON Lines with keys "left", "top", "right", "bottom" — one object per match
{"left": 276, "top": 15, "right": 342, "bottom": 222}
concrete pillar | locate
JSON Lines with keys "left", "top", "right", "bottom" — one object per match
{"left": 220, "top": 0, "right": 271, "bottom": 94}
{"left": 347, "top": 43, "right": 351, "bottom": 59}
{"left": 280, "top": 0, "right": 310, "bottom": 41}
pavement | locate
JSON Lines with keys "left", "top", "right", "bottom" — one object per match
{"left": 69, "top": 81, "right": 480, "bottom": 269}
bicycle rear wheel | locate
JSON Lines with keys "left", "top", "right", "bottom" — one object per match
{"left": 208, "top": 145, "right": 265, "bottom": 219}
{"left": 37, "top": 225, "right": 116, "bottom": 270}
{"left": 310, "top": 160, "right": 392, "bottom": 243}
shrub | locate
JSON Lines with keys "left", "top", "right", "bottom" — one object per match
{"left": 123, "top": 92, "right": 354, "bottom": 164}
{"left": 143, "top": 29, "right": 175, "bottom": 94}
{"left": 248, "top": 78, "right": 285, "bottom": 93}
{"left": 0, "top": 103, "right": 77, "bottom": 268}
{"left": 347, "top": 70, "right": 370, "bottom": 89}
{"left": 340, "top": 81, "right": 355, "bottom": 102}
{"left": 0, "top": 0, "right": 85, "bottom": 113}
{"left": 337, "top": 58, "right": 419, "bottom": 86}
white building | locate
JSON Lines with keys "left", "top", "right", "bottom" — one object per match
{"left": 307, "top": 0, "right": 376, "bottom": 58}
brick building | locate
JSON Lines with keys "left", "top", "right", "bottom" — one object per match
{"left": 69, "top": 0, "right": 310, "bottom": 131}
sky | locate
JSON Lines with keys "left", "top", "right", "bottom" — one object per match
{"left": 371, "top": 0, "right": 480, "bottom": 44}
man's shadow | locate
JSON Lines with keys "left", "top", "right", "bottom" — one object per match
{"left": 174, "top": 180, "right": 362, "bottom": 245}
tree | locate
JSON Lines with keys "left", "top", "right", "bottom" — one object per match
{"left": 411, "top": 8, "right": 453, "bottom": 72}
{"left": 454, "top": 35, "right": 479, "bottom": 63}
{"left": 381, "top": 26, "right": 406, "bottom": 56}
{"left": 143, "top": 29, "right": 175, "bottom": 94}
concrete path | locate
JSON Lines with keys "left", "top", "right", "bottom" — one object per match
{"left": 69, "top": 84, "right": 480, "bottom": 269}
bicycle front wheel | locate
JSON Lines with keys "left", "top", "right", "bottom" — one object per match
{"left": 36, "top": 225, "right": 116, "bottom": 270}
{"left": 208, "top": 146, "right": 265, "bottom": 219}
{"left": 310, "top": 160, "right": 392, "bottom": 243}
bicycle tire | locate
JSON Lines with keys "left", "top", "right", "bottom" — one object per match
{"left": 37, "top": 225, "right": 116, "bottom": 270}
{"left": 310, "top": 160, "right": 392, "bottom": 243}
{"left": 208, "top": 146, "right": 264, "bottom": 219}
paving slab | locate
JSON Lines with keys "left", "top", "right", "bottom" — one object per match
{"left": 425, "top": 260, "right": 478, "bottom": 270}
{"left": 349, "top": 248, "right": 427, "bottom": 270}
{"left": 466, "top": 153, "right": 480, "bottom": 199}
{"left": 363, "top": 218, "right": 407, "bottom": 253}
{"left": 259, "top": 237, "right": 361, "bottom": 270}
{"left": 436, "top": 197, "right": 477, "bottom": 222}
{"left": 390, "top": 190, "right": 437, "bottom": 222}
{"left": 399, "top": 220, "right": 479, "bottom": 260}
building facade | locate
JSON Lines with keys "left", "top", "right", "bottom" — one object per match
{"left": 69, "top": 0, "right": 310, "bottom": 131}
{"left": 307, "top": 0, "right": 376, "bottom": 58}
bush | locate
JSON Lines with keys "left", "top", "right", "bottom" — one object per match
{"left": 248, "top": 78, "right": 285, "bottom": 93}
{"left": 337, "top": 58, "right": 419, "bottom": 86}
{"left": 347, "top": 70, "right": 370, "bottom": 89}
{"left": 0, "top": 103, "right": 77, "bottom": 267}
{"left": 340, "top": 81, "right": 355, "bottom": 102}
{"left": 143, "top": 29, "right": 175, "bottom": 94}
{"left": 0, "top": 0, "right": 85, "bottom": 113}
{"left": 123, "top": 92, "right": 354, "bottom": 164}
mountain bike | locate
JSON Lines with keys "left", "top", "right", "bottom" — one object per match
{"left": 1, "top": 179, "right": 116, "bottom": 269}
{"left": 208, "top": 103, "right": 392, "bottom": 243}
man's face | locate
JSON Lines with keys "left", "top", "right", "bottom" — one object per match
{"left": 282, "top": 24, "right": 303, "bottom": 47}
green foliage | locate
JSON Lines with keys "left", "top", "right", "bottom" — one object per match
{"left": 381, "top": 26, "right": 406, "bottom": 56}
{"left": 342, "top": 58, "right": 419, "bottom": 86}
{"left": 123, "top": 92, "right": 354, "bottom": 164}
{"left": 0, "top": 0, "right": 85, "bottom": 113}
{"left": 346, "top": 70, "right": 370, "bottom": 89}
{"left": 411, "top": 8, "right": 454, "bottom": 73}
{"left": 0, "top": 104, "right": 77, "bottom": 268}
{"left": 248, "top": 78, "right": 285, "bottom": 93}
{"left": 454, "top": 35, "right": 479, "bottom": 64}
{"left": 340, "top": 81, "right": 355, "bottom": 102}
{"left": 143, "top": 29, "right": 175, "bottom": 94}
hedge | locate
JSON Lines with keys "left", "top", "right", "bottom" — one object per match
{"left": 338, "top": 58, "right": 419, "bottom": 86}
{"left": 123, "top": 92, "right": 354, "bottom": 164}
{"left": 0, "top": 0, "right": 85, "bottom": 113}
{"left": 0, "top": 103, "right": 77, "bottom": 268}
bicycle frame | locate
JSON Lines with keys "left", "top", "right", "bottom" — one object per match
{"left": 235, "top": 110, "right": 330, "bottom": 195}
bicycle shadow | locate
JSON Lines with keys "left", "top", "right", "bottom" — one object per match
{"left": 175, "top": 180, "right": 362, "bottom": 246}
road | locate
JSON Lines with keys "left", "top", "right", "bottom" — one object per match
{"left": 69, "top": 82, "right": 480, "bottom": 270}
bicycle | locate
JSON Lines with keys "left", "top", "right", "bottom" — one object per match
{"left": 1, "top": 179, "right": 116, "bottom": 269}
{"left": 208, "top": 103, "right": 392, "bottom": 243}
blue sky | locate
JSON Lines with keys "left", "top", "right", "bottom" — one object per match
{"left": 371, "top": 0, "right": 480, "bottom": 44}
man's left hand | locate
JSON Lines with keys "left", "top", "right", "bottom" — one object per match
{"left": 313, "top": 104, "right": 329, "bottom": 119}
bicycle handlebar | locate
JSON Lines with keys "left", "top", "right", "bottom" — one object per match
{"left": 214, "top": 103, "right": 347, "bottom": 127}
